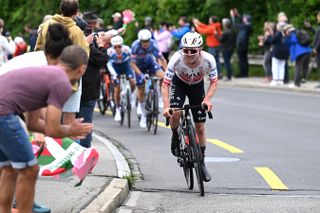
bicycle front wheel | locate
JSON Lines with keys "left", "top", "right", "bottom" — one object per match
{"left": 189, "top": 125, "right": 204, "bottom": 196}
{"left": 146, "top": 91, "right": 153, "bottom": 132}
{"left": 126, "top": 89, "right": 131, "bottom": 128}
{"left": 180, "top": 131, "right": 194, "bottom": 190}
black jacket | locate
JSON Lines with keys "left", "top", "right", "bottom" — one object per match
{"left": 81, "top": 45, "right": 108, "bottom": 103}
{"left": 271, "top": 31, "right": 289, "bottom": 60}
{"left": 219, "top": 29, "right": 236, "bottom": 53}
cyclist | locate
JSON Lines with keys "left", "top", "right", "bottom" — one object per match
{"left": 131, "top": 29, "right": 167, "bottom": 128}
{"left": 107, "top": 35, "right": 136, "bottom": 121}
{"left": 162, "top": 32, "right": 218, "bottom": 182}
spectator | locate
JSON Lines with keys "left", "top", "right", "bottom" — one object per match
{"left": 258, "top": 22, "right": 274, "bottom": 82}
{"left": 13, "top": 36, "right": 27, "bottom": 57}
{"left": 24, "top": 25, "right": 38, "bottom": 51}
{"left": 305, "top": 11, "right": 320, "bottom": 88}
{"left": 193, "top": 16, "right": 223, "bottom": 78}
{"left": 0, "top": 45, "right": 91, "bottom": 213}
{"left": 283, "top": 24, "right": 312, "bottom": 87}
{"left": 269, "top": 23, "right": 289, "bottom": 86}
{"left": 154, "top": 22, "right": 173, "bottom": 62}
{"left": 216, "top": 18, "right": 236, "bottom": 81}
{"left": 171, "top": 16, "right": 191, "bottom": 47}
{"left": 76, "top": 14, "right": 109, "bottom": 148}
{"left": 35, "top": 0, "right": 90, "bottom": 125}
{"left": 277, "top": 12, "right": 290, "bottom": 83}
{"left": 230, "top": 8, "right": 253, "bottom": 78}
{"left": 96, "top": 18, "right": 106, "bottom": 32}
{"left": 0, "top": 18, "right": 15, "bottom": 66}
{"left": 112, "top": 12, "right": 123, "bottom": 30}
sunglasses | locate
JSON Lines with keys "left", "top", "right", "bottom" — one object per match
{"left": 141, "top": 40, "right": 150, "bottom": 44}
{"left": 114, "top": 45, "right": 122, "bottom": 49}
{"left": 182, "top": 48, "right": 199, "bottom": 55}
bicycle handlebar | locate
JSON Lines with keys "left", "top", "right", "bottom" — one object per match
{"left": 164, "top": 104, "right": 213, "bottom": 127}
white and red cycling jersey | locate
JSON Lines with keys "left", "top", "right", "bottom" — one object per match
{"left": 163, "top": 50, "right": 218, "bottom": 85}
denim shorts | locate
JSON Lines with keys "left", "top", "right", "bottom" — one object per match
{"left": 0, "top": 114, "right": 37, "bottom": 169}
{"left": 63, "top": 79, "right": 82, "bottom": 113}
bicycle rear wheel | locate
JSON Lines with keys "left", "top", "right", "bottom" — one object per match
{"left": 189, "top": 125, "right": 204, "bottom": 196}
{"left": 152, "top": 91, "right": 159, "bottom": 135}
{"left": 126, "top": 89, "right": 131, "bottom": 128}
{"left": 97, "top": 82, "right": 106, "bottom": 115}
{"left": 120, "top": 105, "right": 125, "bottom": 126}
{"left": 146, "top": 91, "right": 153, "bottom": 132}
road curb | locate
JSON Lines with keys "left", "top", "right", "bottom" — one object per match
{"left": 80, "top": 178, "right": 129, "bottom": 213}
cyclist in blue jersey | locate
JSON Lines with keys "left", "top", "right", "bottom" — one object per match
{"left": 107, "top": 35, "right": 136, "bottom": 121}
{"left": 130, "top": 29, "right": 167, "bottom": 128}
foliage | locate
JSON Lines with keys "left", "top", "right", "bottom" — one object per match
{"left": 1, "top": 0, "right": 320, "bottom": 52}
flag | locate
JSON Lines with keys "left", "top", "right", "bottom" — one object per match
{"left": 32, "top": 137, "right": 99, "bottom": 185}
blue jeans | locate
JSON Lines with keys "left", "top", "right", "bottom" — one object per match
{"left": 208, "top": 47, "right": 221, "bottom": 76}
{"left": 77, "top": 100, "right": 96, "bottom": 148}
{"left": 0, "top": 114, "right": 37, "bottom": 169}
{"left": 222, "top": 50, "right": 234, "bottom": 79}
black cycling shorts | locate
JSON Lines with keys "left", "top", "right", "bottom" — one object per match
{"left": 170, "top": 75, "right": 206, "bottom": 123}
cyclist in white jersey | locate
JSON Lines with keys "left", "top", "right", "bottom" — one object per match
{"left": 162, "top": 32, "right": 218, "bottom": 182}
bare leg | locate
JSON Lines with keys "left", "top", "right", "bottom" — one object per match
{"left": 129, "top": 79, "right": 136, "bottom": 93}
{"left": 170, "top": 111, "right": 181, "bottom": 130}
{"left": 114, "top": 85, "right": 121, "bottom": 107}
{"left": 137, "top": 86, "right": 145, "bottom": 103}
{"left": 0, "top": 167, "right": 18, "bottom": 213}
{"left": 195, "top": 123, "right": 206, "bottom": 147}
{"left": 15, "top": 165, "right": 39, "bottom": 213}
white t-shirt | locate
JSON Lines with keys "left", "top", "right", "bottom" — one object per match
{"left": 163, "top": 50, "right": 218, "bottom": 85}
{"left": 0, "top": 51, "right": 47, "bottom": 75}
{"left": 0, "top": 35, "right": 15, "bottom": 66}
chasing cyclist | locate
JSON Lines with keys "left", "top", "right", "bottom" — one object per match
{"left": 130, "top": 29, "right": 167, "bottom": 128}
{"left": 107, "top": 35, "right": 136, "bottom": 121}
{"left": 162, "top": 32, "right": 218, "bottom": 182}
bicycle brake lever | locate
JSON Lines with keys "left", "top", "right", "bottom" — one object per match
{"left": 165, "top": 109, "right": 173, "bottom": 126}
{"left": 202, "top": 103, "right": 213, "bottom": 119}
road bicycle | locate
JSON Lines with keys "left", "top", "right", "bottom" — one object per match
{"left": 166, "top": 104, "right": 213, "bottom": 196}
{"left": 145, "top": 75, "right": 162, "bottom": 135}
{"left": 118, "top": 74, "right": 132, "bottom": 128}
{"left": 97, "top": 73, "right": 115, "bottom": 116}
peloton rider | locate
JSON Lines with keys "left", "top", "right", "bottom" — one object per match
{"left": 130, "top": 29, "right": 167, "bottom": 128}
{"left": 107, "top": 35, "right": 136, "bottom": 121}
{"left": 162, "top": 32, "right": 218, "bottom": 182}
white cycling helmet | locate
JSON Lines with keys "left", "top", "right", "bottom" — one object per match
{"left": 138, "top": 29, "right": 152, "bottom": 41}
{"left": 111, "top": 35, "right": 124, "bottom": 46}
{"left": 181, "top": 32, "right": 203, "bottom": 48}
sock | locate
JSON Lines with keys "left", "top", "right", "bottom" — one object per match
{"left": 200, "top": 146, "right": 206, "bottom": 160}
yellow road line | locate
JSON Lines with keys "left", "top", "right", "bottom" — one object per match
{"left": 94, "top": 108, "right": 112, "bottom": 115}
{"left": 207, "top": 139, "right": 244, "bottom": 153}
{"left": 157, "top": 121, "right": 170, "bottom": 129}
{"left": 255, "top": 167, "right": 288, "bottom": 190}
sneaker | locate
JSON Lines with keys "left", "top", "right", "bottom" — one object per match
{"left": 171, "top": 133, "right": 180, "bottom": 157}
{"left": 288, "top": 83, "right": 299, "bottom": 88}
{"left": 201, "top": 161, "right": 211, "bottom": 182}
{"left": 13, "top": 202, "right": 51, "bottom": 213}
{"left": 114, "top": 107, "right": 121, "bottom": 121}
{"left": 277, "top": 80, "right": 284, "bottom": 86}
{"left": 301, "top": 78, "right": 307, "bottom": 84}
{"left": 139, "top": 114, "right": 147, "bottom": 128}
{"left": 269, "top": 80, "right": 277, "bottom": 87}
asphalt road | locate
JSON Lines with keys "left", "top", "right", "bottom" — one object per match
{"left": 93, "top": 86, "right": 320, "bottom": 212}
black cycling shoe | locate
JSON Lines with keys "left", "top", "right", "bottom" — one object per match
{"left": 171, "top": 133, "right": 180, "bottom": 157}
{"left": 201, "top": 161, "right": 211, "bottom": 182}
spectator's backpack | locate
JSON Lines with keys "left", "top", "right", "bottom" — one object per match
{"left": 296, "top": 29, "right": 312, "bottom": 46}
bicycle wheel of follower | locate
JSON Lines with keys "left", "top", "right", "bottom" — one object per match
{"left": 97, "top": 83, "right": 106, "bottom": 115}
{"left": 189, "top": 125, "right": 204, "bottom": 196}
{"left": 126, "top": 89, "right": 131, "bottom": 128}
{"left": 120, "top": 104, "right": 125, "bottom": 126}
{"left": 146, "top": 91, "right": 153, "bottom": 131}
{"left": 180, "top": 129, "right": 194, "bottom": 190}
{"left": 152, "top": 91, "right": 159, "bottom": 135}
